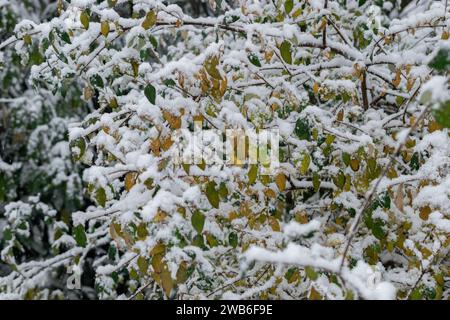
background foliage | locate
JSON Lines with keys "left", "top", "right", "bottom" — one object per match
{"left": 0, "top": 0, "right": 449, "bottom": 300}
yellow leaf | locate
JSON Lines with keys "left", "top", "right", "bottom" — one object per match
{"left": 350, "top": 158, "right": 360, "bottom": 172}
{"left": 309, "top": 286, "right": 323, "bottom": 300}
{"left": 228, "top": 211, "right": 238, "bottom": 220}
{"left": 313, "top": 82, "right": 319, "bottom": 94}
{"left": 150, "top": 138, "right": 161, "bottom": 156}
{"left": 204, "top": 55, "right": 222, "bottom": 80}
{"left": 161, "top": 136, "right": 174, "bottom": 151}
{"left": 151, "top": 254, "right": 164, "bottom": 274}
{"left": 248, "top": 164, "right": 258, "bottom": 184}
{"left": 264, "top": 188, "right": 277, "bottom": 198}
{"left": 163, "top": 111, "right": 182, "bottom": 129}
{"left": 109, "top": 97, "right": 118, "bottom": 109}
{"left": 131, "top": 60, "right": 139, "bottom": 78}
{"left": 80, "top": 11, "right": 90, "bottom": 29}
{"left": 160, "top": 267, "right": 173, "bottom": 297}
{"left": 176, "top": 261, "right": 189, "bottom": 284}
{"left": 387, "top": 241, "right": 394, "bottom": 252}
{"left": 137, "top": 256, "right": 148, "bottom": 274}
{"left": 269, "top": 216, "right": 281, "bottom": 232}
{"left": 325, "top": 134, "right": 335, "bottom": 145}
{"left": 275, "top": 173, "right": 286, "bottom": 191}
{"left": 428, "top": 121, "right": 443, "bottom": 133}
{"left": 295, "top": 212, "right": 309, "bottom": 224}
{"left": 300, "top": 153, "right": 311, "bottom": 175}
{"left": 150, "top": 243, "right": 166, "bottom": 256}
{"left": 23, "top": 34, "right": 32, "bottom": 45}
{"left": 142, "top": 10, "right": 157, "bottom": 30}
{"left": 153, "top": 209, "right": 167, "bottom": 223}
{"left": 101, "top": 21, "right": 110, "bottom": 37}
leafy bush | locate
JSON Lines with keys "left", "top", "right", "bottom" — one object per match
{"left": 0, "top": 0, "right": 449, "bottom": 300}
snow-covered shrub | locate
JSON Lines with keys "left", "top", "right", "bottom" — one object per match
{"left": 0, "top": 0, "right": 449, "bottom": 300}
{"left": 0, "top": 0, "right": 87, "bottom": 299}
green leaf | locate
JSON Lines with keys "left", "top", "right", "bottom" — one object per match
{"left": 248, "top": 164, "right": 258, "bottom": 184}
{"left": 433, "top": 100, "right": 450, "bottom": 128}
{"left": 3, "top": 228, "right": 12, "bottom": 241}
{"left": 305, "top": 266, "right": 318, "bottom": 281}
{"left": 284, "top": 0, "right": 294, "bottom": 14}
{"left": 90, "top": 74, "right": 104, "bottom": 88}
{"left": 191, "top": 210, "right": 205, "bottom": 234}
{"left": 218, "top": 182, "right": 228, "bottom": 198}
{"left": 137, "top": 256, "right": 149, "bottom": 274}
{"left": 248, "top": 53, "right": 261, "bottom": 67}
{"left": 409, "top": 152, "right": 420, "bottom": 171}
{"left": 149, "top": 35, "right": 158, "bottom": 49}
{"left": 333, "top": 171, "right": 345, "bottom": 189}
{"left": 371, "top": 221, "right": 385, "bottom": 240}
{"left": 74, "top": 224, "right": 87, "bottom": 247}
{"left": 108, "top": 245, "right": 116, "bottom": 260}
{"left": 428, "top": 48, "right": 450, "bottom": 72}
{"left": 163, "top": 79, "right": 176, "bottom": 87}
{"left": 294, "top": 119, "right": 311, "bottom": 140}
{"left": 192, "top": 234, "right": 205, "bottom": 248}
{"left": 312, "top": 172, "right": 321, "bottom": 192}
{"left": 23, "top": 34, "right": 32, "bottom": 45}
{"left": 204, "top": 55, "right": 222, "bottom": 80}
{"left": 144, "top": 83, "right": 156, "bottom": 104}
{"left": 176, "top": 261, "right": 190, "bottom": 284}
{"left": 409, "top": 287, "right": 423, "bottom": 300}
{"left": 300, "top": 153, "right": 310, "bottom": 175}
{"left": 325, "top": 134, "right": 335, "bottom": 145}
{"left": 137, "top": 223, "right": 148, "bottom": 239}
{"left": 96, "top": 187, "right": 107, "bottom": 207}
{"left": 59, "top": 32, "right": 71, "bottom": 44}
{"left": 80, "top": 11, "right": 90, "bottom": 30}
{"left": 364, "top": 213, "right": 385, "bottom": 240}
{"left": 342, "top": 152, "right": 351, "bottom": 166}
{"left": 280, "top": 40, "right": 292, "bottom": 64}
{"left": 206, "top": 233, "right": 219, "bottom": 247}
{"left": 229, "top": 232, "right": 238, "bottom": 248}
{"left": 205, "top": 181, "right": 220, "bottom": 208}
{"left": 70, "top": 138, "right": 86, "bottom": 161}
{"left": 381, "top": 192, "right": 391, "bottom": 209}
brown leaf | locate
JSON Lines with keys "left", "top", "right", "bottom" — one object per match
{"left": 337, "top": 109, "right": 344, "bottom": 122}
{"left": 394, "top": 183, "right": 404, "bottom": 212}
{"left": 392, "top": 69, "right": 401, "bottom": 87}
{"left": 419, "top": 206, "right": 431, "bottom": 221}
{"left": 125, "top": 172, "right": 137, "bottom": 191}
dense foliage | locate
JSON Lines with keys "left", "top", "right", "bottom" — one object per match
{"left": 0, "top": 0, "right": 449, "bottom": 300}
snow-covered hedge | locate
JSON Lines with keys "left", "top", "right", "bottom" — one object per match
{"left": 0, "top": 0, "right": 449, "bottom": 300}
